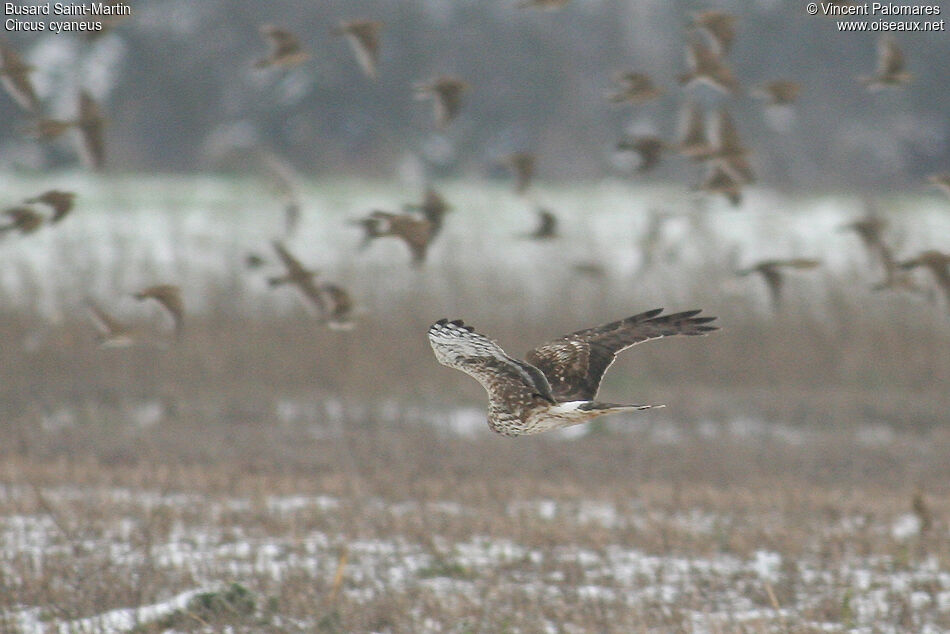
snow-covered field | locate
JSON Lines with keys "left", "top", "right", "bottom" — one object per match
{"left": 1, "top": 171, "right": 948, "bottom": 320}
{"left": 1, "top": 445, "right": 948, "bottom": 634}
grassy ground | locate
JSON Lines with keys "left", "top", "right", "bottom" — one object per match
{"left": 1, "top": 419, "right": 949, "bottom": 633}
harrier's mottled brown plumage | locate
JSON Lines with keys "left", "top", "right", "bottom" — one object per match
{"left": 428, "top": 309, "right": 718, "bottom": 436}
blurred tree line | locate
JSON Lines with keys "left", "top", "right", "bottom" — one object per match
{"left": 0, "top": 0, "right": 947, "bottom": 191}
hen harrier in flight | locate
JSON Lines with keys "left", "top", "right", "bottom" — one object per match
{"left": 428, "top": 309, "right": 718, "bottom": 436}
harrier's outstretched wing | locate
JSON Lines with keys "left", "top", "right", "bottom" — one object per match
{"left": 525, "top": 309, "right": 718, "bottom": 401}
{"left": 428, "top": 319, "right": 556, "bottom": 404}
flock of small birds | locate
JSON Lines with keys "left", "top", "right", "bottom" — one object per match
{"left": 0, "top": 3, "right": 949, "bottom": 375}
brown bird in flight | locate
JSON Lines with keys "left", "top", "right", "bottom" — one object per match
{"left": 29, "top": 91, "right": 106, "bottom": 169}
{"left": 334, "top": 19, "right": 383, "bottom": 80}
{"left": 616, "top": 135, "right": 668, "bottom": 173}
{"left": 133, "top": 284, "right": 184, "bottom": 338}
{"left": 690, "top": 10, "right": 737, "bottom": 56}
{"left": 74, "top": 91, "right": 106, "bottom": 170}
{"left": 403, "top": 187, "right": 451, "bottom": 237}
{"left": 428, "top": 309, "right": 718, "bottom": 436}
{"left": 752, "top": 80, "right": 802, "bottom": 106}
{"left": 927, "top": 173, "right": 950, "bottom": 201}
{"left": 737, "top": 258, "right": 821, "bottom": 310}
{"left": 0, "top": 42, "right": 38, "bottom": 112}
{"left": 86, "top": 299, "right": 136, "bottom": 348}
{"left": 859, "top": 36, "right": 912, "bottom": 90}
{"left": 0, "top": 206, "right": 44, "bottom": 235}
{"left": 679, "top": 35, "right": 739, "bottom": 94}
{"left": 268, "top": 241, "right": 357, "bottom": 328}
{"left": 520, "top": 207, "right": 559, "bottom": 240}
{"left": 696, "top": 163, "right": 743, "bottom": 207}
{"left": 606, "top": 72, "right": 664, "bottom": 105}
{"left": 255, "top": 25, "right": 309, "bottom": 69}
{"left": 26, "top": 190, "right": 76, "bottom": 223}
{"left": 500, "top": 151, "right": 536, "bottom": 195}
{"left": 352, "top": 210, "right": 434, "bottom": 265}
{"left": 705, "top": 109, "right": 755, "bottom": 184}
{"left": 838, "top": 213, "right": 923, "bottom": 295}
{"left": 517, "top": 0, "right": 571, "bottom": 9}
{"left": 899, "top": 250, "right": 950, "bottom": 312}
{"left": 414, "top": 76, "right": 470, "bottom": 128}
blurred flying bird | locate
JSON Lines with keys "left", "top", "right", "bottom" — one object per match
{"left": 839, "top": 204, "right": 930, "bottom": 296}
{"left": 414, "top": 76, "right": 469, "bottom": 128}
{"left": 517, "top": 0, "right": 571, "bottom": 9}
{"left": 28, "top": 91, "right": 106, "bottom": 169}
{"left": 352, "top": 210, "right": 433, "bottom": 265}
{"left": 0, "top": 43, "right": 38, "bottom": 112}
{"left": 572, "top": 261, "right": 607, "bottom": 278}
{"left": 269, "top": 239, "right": 320, "bottom": 298}
{"left": 268, "top": 241, "right": 357, "bottom": 328}
{"left": 927, "top": 173, "right": 950, "bottom": 200}
{"left": 520, "top": 207, "right": 559, "bottom": 240}
{"left": 0, "top": 206, "right": 44, "bottom": 235}
{"left": 255, "top": 25, "right": 309, "bottom": 69}
{"left": 428, "top": 309, "right": 718, "bottom": 436}
{"left": 500, "top": 151, "right": 536, "bottom": 195}
{"left": 638, "top": 209, "right": 676, "bottom": 270}
{"left": 25, "top": 190, "right": 76, "bottom": 223}
{"left": 912, "top": 489, "right": 933, "bottom": 535}
{"left": 133, "top": 284, "right": 184, "bottom": 338}
{"left": 317, "top": 282, "right": 358, "bottom": 331}
{"left": 696, "top": 163, "right": 743, "bottom": 207}
{"left": 751, "top": 80, "right": 802, "bottom": 106}
{"left": 245, "top": 252, "right": 267, "bottom": 269}
{"left": 676, "top": 101, "right": 715, "bottom": 160}
{"left": 616, "top": 135, "right": 668, "bottom": 173}
{"left": 859, "top": 36, "right": 912, "bottom": 90}
{"left": 899, "top": 250, "right": 950, "bottom": 311}
{"left": 606, "top": 72, "right": 664, "bottom": 105}
{"left": 333, "top": 19, "right": 383, "bottom": 80}
{"left": 260, "top": 151, "right": 303, "bottom": 236}
{"left": 736, "top": 258, "right": 821, "bottom": 310}
{"left": 76, "top": 91, "right": 106, "bottom": 170}
{"left": 403, "top": 187, "right": 451, "bottom": 236}
{"left": 690, "top": 10, "right": 737, "bottom": 55}
{"left": 679, "top": 35, "right": 738, "bottom": 94}
{"left": 706, "top": 109, "right": 755, "bottom": 183}
{"left": 27, "top": 118, "right": 73, "bottom": 140}
{"left": 86, "top": 299, "right": 135, "bottom": 348}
